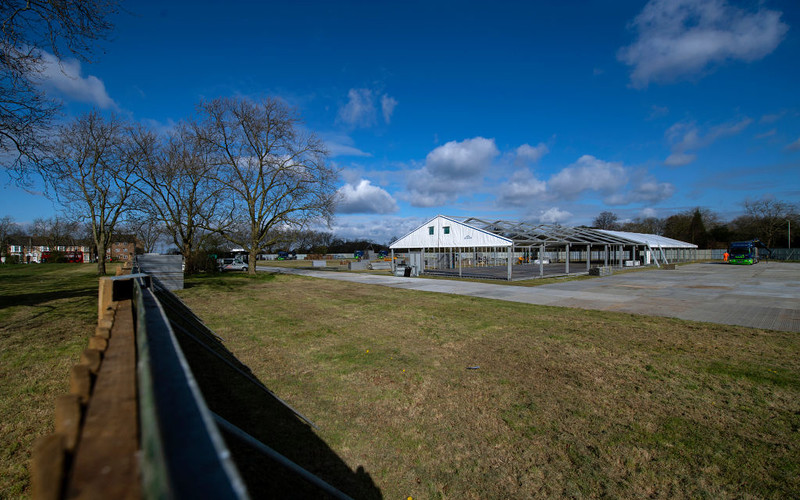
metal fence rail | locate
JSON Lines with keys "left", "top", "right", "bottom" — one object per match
{"left": 133, "top": 275, "right": 249, "bottom": 498}
{"left": 132, "top": 261, "right": 354, "bottom": 499}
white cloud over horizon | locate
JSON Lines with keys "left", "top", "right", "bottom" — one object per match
{"left": 498, "top": 168, "right": 547, "bottom": 206}
{"left": 619, "top": 0, "right": 788, "bottom": 88}
{"left": 407, "top": 137, "right": 499, "bottom": 207}
{"left": 547, "top": 155, "right": 629, "bottom": 201}
{"left": 537, "top": 207, "right": 573, "bottom": 224}
{"left": 336, "top": 179, "right": 398, "bottom": 214}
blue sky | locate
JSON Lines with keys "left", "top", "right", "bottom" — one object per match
{"left": 2, "top": 0, "right": 799, "bottom": 243}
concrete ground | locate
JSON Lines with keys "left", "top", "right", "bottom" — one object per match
{"left": 258, "top": 262, "right": 800, "bottom": 332}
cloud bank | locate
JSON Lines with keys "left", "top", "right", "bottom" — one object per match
{"left": 336, "top": 179, "right": 398, "bottom": 214}
{"left": 407, "top": 137, "right": 499, "bottom": 207}
{"left": 619, "top": 0, "right": 788, "bottom": 88}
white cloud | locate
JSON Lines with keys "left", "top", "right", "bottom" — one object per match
{"left": 337, "top": 88, "right": 398, "bottom": 128}
{"left": 544, "top": 155, "right": 674, "bottom": 206}
{"left": 34, "top": 50, "right": 115, "bottom": 108}
{"left": 618, "top": 0, "right": 788, "bottom": 88}
{"left": 548, "top": 155, "right": 629, "bottom": 200}
{"left": 336, "top": 179, "right": 398, "bottom": 214}
{"left": 381, "top": 94, "right": 398, "bottom": 124}
{"left": 514, "top": 142, "right": 549, "bottom": 165}
{"left": 321, "top": 132, "right": 372, "bottom": 157}
{"left": 606, "top": 179, "right": 675, "bottom": 205}
{"left": 538, "top": 207, "right": 573, "bottom": 224}
{"left": 407, "top": 137, "right": 499, "bottom": 207}
{"left": 337, "top": 88, "right": 376, "bottom": 127}
{"left": 664, "top": 118, "right": 751, "bottom": 166}
{"left": 786, "top": 137, "right": 800, "bottom": 152}
{"left": 326, "top": 142, "right": 372, "bottom": 157}
{"left": 641, "top": 207, "right": 658, "bottom": 218}
{"left": 425, "top": 137, "right": 498, "bottom": 177}
{"left": 328, "top": 215, "right": 424, "bottom": 244}
{"left": 498, "top": 168, "right": 547, "bottom": 206}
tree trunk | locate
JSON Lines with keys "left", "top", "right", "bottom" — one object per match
{"left": 248, "top": 248, "right": 258, "bottom": 276}
{"left": 182, "top": 241, "right": 194, "bottom": 274}
{"left": 96, "top": 239, "right": 107, "bottom": 275}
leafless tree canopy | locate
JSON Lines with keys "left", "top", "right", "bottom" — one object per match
{"left": 743, "top": 197, "right": 798, "bottom": 247}
{"left": 0, "top": 0, "right": 118, "bottom": 173}
{"left": 197, "top": 96, "right": 339, "bottom": 274}
{"left": 42, "top": 111, "right": 135, "bottom": 274}
{"left": 129, "top": 121, "right": 223, "bottom": 272}
{"left": 592, "top": 211, "right": 619, "bottom": 230}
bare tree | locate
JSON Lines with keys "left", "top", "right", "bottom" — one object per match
{"left": 620, "top": 216, "right": 665, "bottom": 235}
{"left": 128, "top": 122, "right": 223, "bottom": 273}
{"left": 0, "top": 215, "right": 21, "bottom": 258}
{"left": 197, "top": 97, "right": 338, "bottom": 274}
{"left": 1, "top": 0, "right": 119, "bottom": 175}
{"left": 592, "top": 211, "right": 619, "bottom": 230}
{"left": 744, "top": 197, "right": 797, "bottom": 248}
{"left": 30, "top": 215, "right": 80, "bottom": 248}
{"left": 42, "top": 111, "right": 136, "bottom": 274}
{"left": 120, "top": 212, "right": 164, "bottom": 254}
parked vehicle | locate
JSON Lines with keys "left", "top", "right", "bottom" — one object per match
{"left": 728, "top": 239, "right": 772, "bottom": 265}
{"left": 217, "top": 257, "right": 234, "bottom": 270}
{"left": 221, "top": 258, "right": 248, "bottom": 272}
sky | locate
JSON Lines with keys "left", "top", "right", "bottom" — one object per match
{"left": 2, "top": 0, "right": 799, "bottom": 244}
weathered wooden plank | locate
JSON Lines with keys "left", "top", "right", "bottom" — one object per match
{"left": 66, "top": 300, "right": 140, "bottom": 500}
{"left": 31, "top": 434, "right": 66, "bottom": 500}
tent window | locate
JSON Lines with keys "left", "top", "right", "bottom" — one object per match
{"left": 428, "top": 226, "right": 434, "bottom": 235}
{"left": 443, "top": 226, "right": 450, "bottom": 235}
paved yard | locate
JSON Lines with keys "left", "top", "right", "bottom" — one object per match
{"left": 259, "top": 262, "right": 800, "bottom": 332}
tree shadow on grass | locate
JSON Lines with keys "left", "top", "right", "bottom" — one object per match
{"left": 0, "top": 287, "right": 96, "bottom": 311}
{"left": 159, "top": 289, "right": 382, "bottom": 499}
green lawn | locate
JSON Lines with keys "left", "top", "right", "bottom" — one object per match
{"left": 0, "top": 263, "right": 104, "bottom": 498}
{"left": 177, "top": 272, "right": 800, "bottom": 499}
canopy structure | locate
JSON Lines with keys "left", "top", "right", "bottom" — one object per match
{"left": 390, "top": 215, "right": 514, "bottom": 278}
{"left": 390, "top": 215, "right": 698, "bottom": 281}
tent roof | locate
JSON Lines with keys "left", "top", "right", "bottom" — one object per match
{"left": 392, "top": 216, "right": 697, "bottom": 250}
{"left": 596, "top": 230, "right": 698, "bottom": 249}
{"left": 390, "top": 215, "right": 513, "bottom": 249}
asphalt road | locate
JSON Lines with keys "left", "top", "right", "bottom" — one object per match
{"left": 258, "top": 262, "right": 800, "bottom": 332}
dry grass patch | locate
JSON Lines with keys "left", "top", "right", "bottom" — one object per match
{"left": 179, "top": 272, "right": 800, "bottom": 499}
{"left": 0, "top": 264, "right": 102, "bottom": 498}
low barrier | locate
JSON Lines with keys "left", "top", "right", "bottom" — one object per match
{"left": 31, "top": 264, "right": 359, "bottom": 499}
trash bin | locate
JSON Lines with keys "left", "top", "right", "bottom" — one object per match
{"left": 404, "top": 266, "right": 412, "bottom": 277}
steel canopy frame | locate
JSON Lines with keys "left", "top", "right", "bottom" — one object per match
{"left": 458, "top": 217, "right": 636, "bottom": 247}
{"left": 392, "top": 216, "right": 697, "bottom": 281}
{"left": 454, "top": 216, "right": 696, "bottom": 276}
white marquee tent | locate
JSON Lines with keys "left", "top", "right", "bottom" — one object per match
{"left": 390, "top": 215, "right": 698, "bottom": 280}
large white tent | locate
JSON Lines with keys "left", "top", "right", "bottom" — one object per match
{"left": 390, "top": 215, "right": 698, "bottom": 280}
{"left": 390, "top": 215, "right": 514, "bottom": 278}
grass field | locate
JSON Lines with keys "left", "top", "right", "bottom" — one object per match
{"left": 0, "top": 263, "right": 105, "bottom": 498}
{"left": 1, "top": 264, "right": 798, "bottom": 498}
{"left": 177, "top": 272, "right": 800, "bottom": 499}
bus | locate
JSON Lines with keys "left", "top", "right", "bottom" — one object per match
{"left": 728, "top": 240, "right": 771, "bottom": 265}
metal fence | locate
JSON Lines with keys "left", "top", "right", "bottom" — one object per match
{"left": 131, "top": 261, "right": 356, "bottom": 499}
{"left": 694, "top": 248, "right": 798, "bottom": 261}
